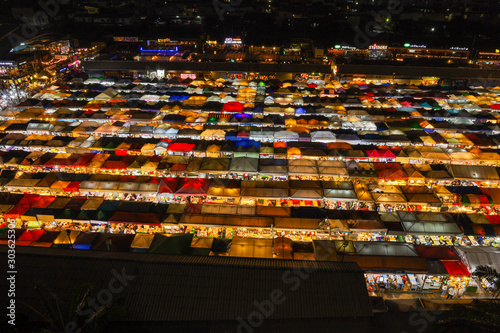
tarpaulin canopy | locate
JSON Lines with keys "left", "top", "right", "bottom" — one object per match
{"left": 158, "top": 178, "right": 180, "bottom": 194}
{"left": 414, "top": 245, "right": 460, "bottom": 260}
{"left": 353, "top": 242, "right": 418, "bottom": 257}
{"left": 4, "top": 205, "right": 30, "bottom": 219}
{"left": 148, "top": 233, "right": 194, "bottom": 254}
{"left": 109, "top": 211, "right": 162, "bottom": 226}
{"left": 91, "top": 233, "right": 135, "bottom": 252}
{"left": 16, "top": 229, "right": 45, "bottom": 246}
{"left": 31, "top": 230, "right": 60, "bottom": 247}
{"left": 167, "top": 142, "right": 196, "bottom": 152}
{"left": 402, "top": 221, "right": 462, "bottom": 235}
{"left": 229, "top": 238, "right": 273, "bottom": 258}
{"left": 454, "top": 246, "right": 500, "bottom": 272}
{"left": 222, "top": 101, "right": 244, "bottom": 112}
{"left": 175, "top": 178, "right": 210, "bottom": 196}
{"left": 273, "top": 217, "right": 322, "bottom": 230}
{"left": 441, "top": 260, "right": 470, "bottom": 276}
{"left": 52, "top": 230, "right": 81, "bottom": 247}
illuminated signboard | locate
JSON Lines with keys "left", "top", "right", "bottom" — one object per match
{"left": 224, "top": 38, "right": 242, "bottom": 45}
{"left": 180, "top": 73, "right": 196, "bottom": 79}
{"left": 404, "top": 44, "right": 427, "bottom": 48}
{"left": 113, "top": 37, "right": 139, "bottom": 42}
{"left": 333, "top": 45, "right": 357, "bottom": 50}
{"left": 450, "top": 47, "right": 469, "bottom": 51}
{"left": 156, "top": 69, "right": 165, "bottom": 79}
{"left": 369, "top": 44, "right": 388, "bottom": 50}
{"left": 0, "top": 61, "right": 17, "bottom": 67}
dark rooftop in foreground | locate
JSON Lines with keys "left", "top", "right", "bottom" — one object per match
{"left": 0, "top": 246, "right": 371, "bottom": 331}
{"left": 337, "top": 64, "right": 500, "bottom": 80}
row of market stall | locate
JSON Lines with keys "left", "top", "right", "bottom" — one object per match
{"left": 3, "top": 123, "right": 500, "bottom": 151}
{"left": 3, "top": 103, "right": 500, "bottom": 131}
{"left": 2, "top": 79, "right": 500, "bottom": 153}
{"left": 20, "top": 77, "right": 500, "bottom": 112}
{"left": 4, "top": 171, "right": 500, "bottom": 211}
{"left": 2, "top": 227, "right": 498, "bottom": 295}
{"left": 1, "top": 190, "right": 499, "bottom": 245}
{"left": 3, "top": 110, "right": 500, "bottom": 147}
{"left": 2, "top": 148, "right": 500, "bottom": 185}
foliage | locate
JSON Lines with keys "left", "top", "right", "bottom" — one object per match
{"left": 25, "top": 284, "right": 126, "bottom": 333}
{"left": 472, "top": 265, "right": 500, "bottom": 298}
{"left": 437, "top": 299, "right": 500, "bottom": 333}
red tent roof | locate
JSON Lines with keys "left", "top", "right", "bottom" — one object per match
{"left": 414, "top": 245, "right": 460, "bottom": 260}
{"left": 237, "top": 130, "right": 249, "bottom": 137}
{"left": 382, "top": 150, "right": 396, "bottom": 158}
{"left": 471, "top": 225, "right": 486, "bottom": 236}
{"left": 31, "top": 196, "right": 56, "bottom": 208}
{"left": 367, "top": 150, "right": 384, "bottom": 158}
{"left": 64, "top": 181, "right": 81, "bottom": 192}
{"left": 44, "top": 157, "right": 77, "bottom": 167}
{"left": 485, "top": 215, "right": 500, "bottom": 224}
{"left": 184, "top": 203, "right": 202, "bottom": 214}
{"left": 100, "top": 155, "right": 135, "bottom": 170}
{"left": 170, "top": 163, "right": 187, "bottom": 171}
{"left": 167, "top": 142, "right": 196, "bottom": 152}
{"left": 101, "top": 160, "right": 130, "bottom": 169}
{"left": 175, "top": 178, "right": 210, "bottom": 196}
{"left": 149, "top": 155, "right": 163, "bottom": 163}
{"left": 71, "top": 153, "right": 95, "bottom": 167}
{"left": 17, "top": 229, "right": 45, "bottom": 246}
{"left": 4, "top": 205, "right": 30, "bottom": 219}
{"left": 17, "top": 194, "right": 42, "bottom": 207}
{"left": 222, "top": 101, "right": 244, "bottom": 113}
{"left": 441, "top": 260, "right": 470, "bottom": 276}
{"left": 119, "top": 175, "right": 136, "bottom": 182}
{"left": 158, "top": 178, "right": 180, "bottom": 194}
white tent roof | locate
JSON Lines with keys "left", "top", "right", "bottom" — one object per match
{"left": 311, "top": 130, "right": 336, "bottom": 142}
{"left": 402, "top": 222, "right": 462, "bottom": 235}
{"left": 455, "top": 247, "right": 500, "bottom": 272}
{"left": 354, "top": 242, "right": 419, "bottom": 257}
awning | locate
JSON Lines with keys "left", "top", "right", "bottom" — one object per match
{"left": 454, "top": 246, "right": 500, "bottom": 273}
{"left": 402, "top": 222, "right": 463, "bottom": 235}
{"left": 414, "top": 245, "right": 460, "bottom": 260}
{"left": 441, "top": 260, "right": 470, "bottom": 276}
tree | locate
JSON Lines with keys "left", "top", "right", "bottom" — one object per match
{"left": 473, "top": 265, "right": 500, "bottom": 298}
{"left": 437, "top": 299, "right": 500, "bottom": 333}
{"left": 25, "top": 284, "right": 126, "bottom": 333}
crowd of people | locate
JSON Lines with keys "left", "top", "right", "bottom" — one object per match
{"left": 441, "top": 284, "right": 466, "bottom": 299}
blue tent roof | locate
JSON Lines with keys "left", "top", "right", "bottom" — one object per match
{"left": 375, "top": 122, "right": 389, "bottom": 131}
{"left": 235, "top": 139, "right": 261, "bottom": 148}
{"left": 225, "top": 131, "right": 238, "bottom": 141}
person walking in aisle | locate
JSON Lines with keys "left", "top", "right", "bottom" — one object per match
{"left": 446, "top": 287, "right": 456, "bottom": 299}
{"left": 441, "top": 284, "right": 449, "bottom": 297}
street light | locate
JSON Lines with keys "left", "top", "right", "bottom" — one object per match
{"left": 66, "top": 229, "right": 73, "bottom": 250}
{"left": 341, "top": 240, "right": 349, "bottom": 263}
{"left": 105, "top": 238, "right": 112, "bottom": 251}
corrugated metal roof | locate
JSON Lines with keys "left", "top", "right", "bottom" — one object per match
{"left": 2, "top": 247, "right": 372, "bottom": 322}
